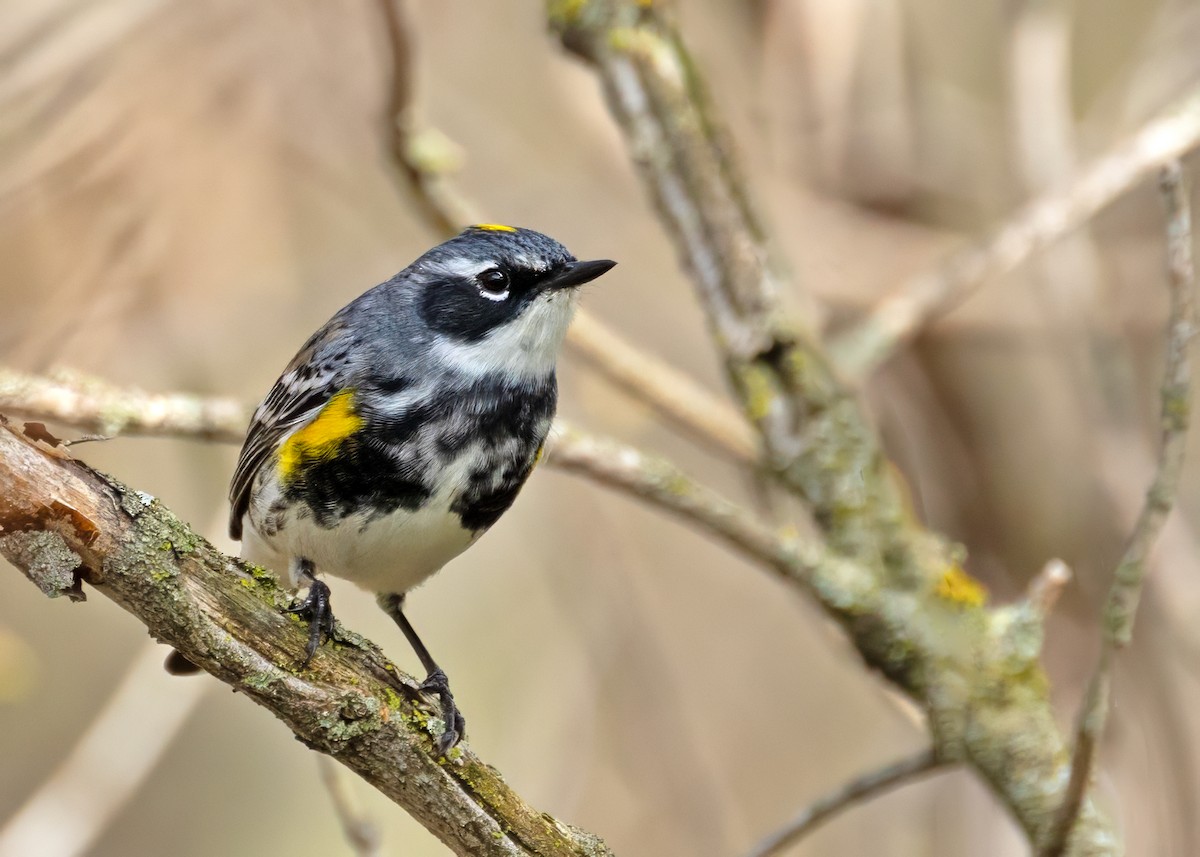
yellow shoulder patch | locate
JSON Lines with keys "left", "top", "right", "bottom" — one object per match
{"left": 472, "top": 223, "right": 517, "bottom": 233}
{"left": 278, "top": 389, "right": 364, "bottom": 482}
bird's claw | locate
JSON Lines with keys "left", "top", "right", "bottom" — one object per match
{"left": 284, "top": 579, "right": 335, "bottom": 667}
{"left": 420, "top": 668, "right": 466, "bottom": 755}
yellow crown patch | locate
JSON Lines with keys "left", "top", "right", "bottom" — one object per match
{"left": 472, "top": 223, "right": 517, "bottom": 233}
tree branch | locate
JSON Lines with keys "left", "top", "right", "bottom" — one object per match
{"left": 830, "top": 82, "right": 1200, "bottom": 381}
{"left": 0, "top": 422, "right": 611, "bottom": 857}
{"left": 548, "top": 2, "right": 1118, "bottom": 853}
{"left": 0, "top": 368, "right": 247, "bottom": 443}
{"left": 1042, "top": 161, "right": 1197, "bottom": 857}
{"left": 745, "top": 750, "right": 948, "bottom": 857}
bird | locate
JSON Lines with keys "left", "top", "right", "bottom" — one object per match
{"left": 167, "top": 224, "right": 615, "bottom": 754}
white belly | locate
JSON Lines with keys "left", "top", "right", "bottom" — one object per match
{"left": 241, "top": 488, "right": 479, "bottom": 594}
{"left": 241, "top": 428, "right": 535, "bottom": 594}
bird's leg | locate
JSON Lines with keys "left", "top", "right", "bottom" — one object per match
{"left": 284, "top": 558, "right": 336, "bottom": 667}
{"left": 377, "top": 593, "right": 465, "bottom": 755}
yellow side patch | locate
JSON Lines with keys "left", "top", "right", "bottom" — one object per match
{"left": 278, "top": 389, "right": 364, "bottom": 482}
{"left": 472, "top": 223, "right": 517, "bottom": 233}
{"left": 935, "top": 564, "right": 987, "bottom": 608}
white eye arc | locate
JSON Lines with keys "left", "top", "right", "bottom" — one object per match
{"left": 478, "top": 268, "right": 510, "bottom": 301}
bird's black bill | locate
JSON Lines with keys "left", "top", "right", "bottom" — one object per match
{"left": 545, "top": 258, "right": 617, "bottom": 290}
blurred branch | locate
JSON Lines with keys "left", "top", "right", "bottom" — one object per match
{"left": 0, "top": 423, "right": 610, "bottom": 857}
{"left": 315, "top": 756, "right": 383, "bottom": 857}
{"left": 1043, "top": 162, "right": 1197, "bottom": 857}
{"left": 1026, "top": 559, "right": 1072, "bottom": 618}
{"left": 377, "top": 0, "right": 473, "bottom": 236}
{"left": 0, "top": 640, "right": 208, "bottom": 857}
{"left": 563, "top": 313, "right": 758, "bottom": 460}
{"left": 831, "top": 82, "right": 1200, "bottom": 380}
{"left": 549, "top": 2, "right": 1117, "bottom": 853}
{"left": 0, "top": 367, "right": 248, "bottom": 442}
{"left": 545, "top": 425, "right": 814, "bottom": 566}
{"left": 376, "top": 0, "right": 755, "bottom": 463}
{"left": 0, "top": 365, "right": 764, "bottom": 560}
{"left": 744, "top": 749, "right": 947, "bottom": 857}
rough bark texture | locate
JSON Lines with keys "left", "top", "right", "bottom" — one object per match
{"left": 0, "top": 423, "right": 611, "bottom": 857}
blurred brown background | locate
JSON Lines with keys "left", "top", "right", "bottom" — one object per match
{"left": 3, "top": 0, "right": 1200, "bottom": 854}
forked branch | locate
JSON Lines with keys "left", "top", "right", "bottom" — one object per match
{"left": 549, "top": 2, "right": 1118, "bottom": 853}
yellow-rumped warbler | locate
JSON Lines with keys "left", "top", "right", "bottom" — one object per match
{"left": 169, "top": 225, "right": 614, "bottom": 753}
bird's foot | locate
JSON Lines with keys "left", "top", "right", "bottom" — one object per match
{"left": 420, "top": 668, "right": 466, "bottom": 755}
{"left": 284, "top": 578, "right": 335, "bottom": 667}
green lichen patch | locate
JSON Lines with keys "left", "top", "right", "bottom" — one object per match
{"left": 0, "top": 530, "right": 84, "bottom": 600}
{"left": 317, "top": 693, "right": 385, "bottom": 744}
{"left": 380, "top": 685, "right": 404, "bottom": 714}
{"left": 243, "top": 670, "right": 283, "bottom": 692}
{"left": 248, "top": 563, "right": 277, "bottom": 583}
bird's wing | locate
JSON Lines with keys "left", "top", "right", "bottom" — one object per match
{"left": 228, "top": 318, "right": 353, "bottom": 539}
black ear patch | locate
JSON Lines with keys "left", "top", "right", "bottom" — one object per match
{"left": 418, "top": 268, "right": 544, "bottom": 342}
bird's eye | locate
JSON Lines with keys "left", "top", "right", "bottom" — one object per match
{"left": 477, "top": 269, "right": 510, "bottom": 300}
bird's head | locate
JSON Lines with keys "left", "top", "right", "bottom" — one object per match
{"left": 408, "top": 224, "right": 616, "bottom": 379}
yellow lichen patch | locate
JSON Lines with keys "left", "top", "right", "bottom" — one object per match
{"left": 547, "top": 0, "right": 587, "bottom": 25}
{"left": 278, "top": 389, "right": 364, "bottom": 482}
{"left": 739, "top": 365, "right": 775, "bottom": 423}
{"left": 472, "top": 223, "right": 517, "bottom": 233}
{"left": 936, "top": 564, "right": 987, "bottom": 608}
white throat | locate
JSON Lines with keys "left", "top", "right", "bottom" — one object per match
{"left": 429, "top": 289, "right": 579, "bottom": 380}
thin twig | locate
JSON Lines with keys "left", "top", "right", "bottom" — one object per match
{"left": 376, "top": 0, "right": 754, "bottom": 462}
{"left": 544, "top": 425, "right": 802, "bottom": 566}
{"left": 744, "top": 750, "right": 947, "bottom": 857}
{"left": 316, "top": 756, "right": 383, "bottom": 857}
{"left": 0, "top": 367, "right": 247, "bottom": 442}
{"left": 1027, "top": 559, "right": 1072, "bottom": 617}
{"left": 377, "top": 0, "right": 474, "bottom": 237}
{"left": 0, "top": 641, "right": 209, "bottom": 857}
{"left": 564, "top": 312, "right": 757, "bottom": 461}
{"left": 1042, "top": 160, "right": 1196, "bottom": 857}
{"left": 831, "top": 83, "right": 1200, "bottom": 380}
